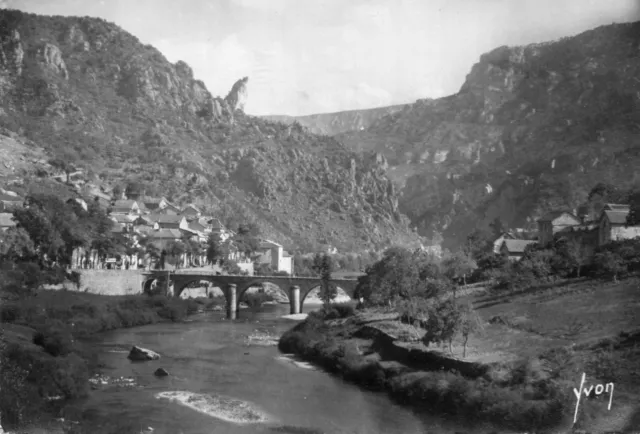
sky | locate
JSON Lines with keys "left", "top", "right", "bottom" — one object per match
{"left": 2, "top": 0, "right": 640, "bottom": 116}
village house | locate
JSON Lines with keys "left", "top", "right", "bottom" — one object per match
{"left": 148, "top": 228, "right": 183, "bottom": 250}
{"left": 157, "top": 201, "right": 180, "bottom": 215}
{"left": 140, "top": 197, "right": 168, "bottom": 213}
{"left": 598, "top": 204, "right": 640, "bottom": 246}
{"left": 110, "top": 214, "right": 137, "bottom": 232}
{"left": 111, "top": 199, "right": 141, "bottom": 216}
{"left": 500, "top": 239, "right": 537, "bottom": 262}
{"left": 0, "top": 192, "right": 23, "bottom": 212}
{"left": 253, "top": 239, "right": 294, "bottom": 274}
{"left": 0, "top": 213, "right": 16, "bottom": 232}
{"left": 182, "top": 204, "right": 202, "bottom": 220}
{"left": 208, "top": 218, "right": 233, "bottom": 242}
{"left": 154, "top": 215, "right": 189, "bottom": 231}
{"left": 493, "top": 232, "right": 516, "bottom": 254}
{"left": 187, "top": 220, "right": 208, "bottom": 241}
{"left": 537, "top": 211, "right": 582, "bottom": 246}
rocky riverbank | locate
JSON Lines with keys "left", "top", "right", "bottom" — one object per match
{"left": 278, "top": 309, "right": 591, "bottom": 433}
{"left": 0, "top": 290, "right": 204, "bottom": 433}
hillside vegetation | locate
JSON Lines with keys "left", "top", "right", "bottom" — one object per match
{"left": 0, "top": 9, "right": 421, "bottom": 253}
{"left": 337, "top": 22, "right": 640, "bottom": 249}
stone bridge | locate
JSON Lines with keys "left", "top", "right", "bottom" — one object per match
{"left": 141, "top": 270, "right": 360, "bottom": 319}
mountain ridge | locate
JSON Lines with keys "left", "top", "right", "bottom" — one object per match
{"left": 0, "top": 9, "right": 422, "bottom": 254}
{"left": 335, "top": 21, "right": 640, "bottom": 248}
{"left": 262, "top": 104, "right": 407, "bottom": 136}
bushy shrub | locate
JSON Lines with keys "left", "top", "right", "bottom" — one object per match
{"left": 322, "top": 303, "right": 356, "bottom": 319}
{"left": 32, "top": 321, "right": 74, "bottom": 357}
{"left": 243, "top": 292, "right": 274, "bottom": 308}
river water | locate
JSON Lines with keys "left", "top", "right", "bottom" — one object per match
{"left": 63, "top": 304, "right": 485, "bottom": 434}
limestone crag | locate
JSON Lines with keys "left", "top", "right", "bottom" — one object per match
{"left": 224, "top": 76, "right": 249, "bottom": 113}
{"left": 34, "top": 42, "right": 68, "bottom": 79}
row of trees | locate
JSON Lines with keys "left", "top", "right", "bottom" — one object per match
{"left": 0, "top": 192, "right": 267, "bottom": 278}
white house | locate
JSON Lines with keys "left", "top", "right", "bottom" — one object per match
{"left": 254, "top": 239, "right": 293, "bottom": 275}
{"left": 598, "top": 204, "right": 640, "bottom": 246}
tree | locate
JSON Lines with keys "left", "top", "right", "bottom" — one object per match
{"left": 355, "top": 247, "right": 446, "bottom": 307}
{"left": 254, "top": 262, "right": 273, "bottom": 276}
{"left": 13, "top": 194, "right": 91, "bottom": 268}
{"left": 354, "top": 247, "right": 422, "bottom": 307}
{"left": 422, "top": 298, "right": 463, "bottom": 351}
{"left": 0, "top": 227, "right": 37, "bottom": 264}
{"left": 125, "top": 181, "right": 144, "bottom": 200}
{"left": 317, "top": 254, "right": 337, "bottom": 306}
{"left": 443, "top": 251, "right": 477, "bottom": 287}
{"left": 489, "top": 217, "right": 507, "bottom": 239}
{"left": 560, "top": 238, "right": 588, "bottom": 278}
{"left": 165, "top": 240, "right": 186, "bottom": 268}
{"left": 48, "top": 151, "right": 78, "bottom": 184}
{"left": 206, "top": 232, "right": 227, "bottom": 267}
{"left": 626, "top": 190, "right": 640, "bottom": 226}
{"left": 464, "top": 228, "right": 492, "bottom": 260}
{"left": 111, "top": 184, "right": 123, "bottom": 201}
{"left": 459, "top": 304, "right": 485, "bottom": 358}
{"left": 233, "top": 223, "right": 260, "bottom": 257}
{"left": 593, "top": 251, "right": 627, "bottom": 282}
{"left": 222, "top": 259, "right": 242, "bottom": 275}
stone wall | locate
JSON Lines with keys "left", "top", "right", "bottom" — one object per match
{"left": 65, "top": 270, "right": 145, "bottom": 295}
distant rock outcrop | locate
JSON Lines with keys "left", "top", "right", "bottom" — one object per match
{"left": 263, "top": 104, "right": 406, "bottom": 135}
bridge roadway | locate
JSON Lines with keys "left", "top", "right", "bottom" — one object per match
{"left": 141, "top": 270, "right": 360, "bottom": 319}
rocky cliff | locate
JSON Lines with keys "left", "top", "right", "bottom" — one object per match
{"left": 337, "top": 22, "right": 640, "bottom": 249}
{"left": 0, "top": 9, "right": 421, "bottom": 253}
{"left": 263, "top": 104, "right": 406, "bottom": 136}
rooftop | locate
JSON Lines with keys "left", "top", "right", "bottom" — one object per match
{"left": 501, "top": 239, "right": 537, "bottom": 254}
{"left": 113, "top": 199, "right": 138, "bottom": 209}
{"left": 603, "top": 209, "right": 630, "bottom": 225}
{"left": 603, "top": 203, "right": 630, "bottom": 211}
{"left": 537, "top": 211, "right": 580, "bottom": 223}
{"left": 150, "top": 228, "right": 183, "bottom": 239}
{"left": 156, "top": 214, "right": 185, "bottom": 224}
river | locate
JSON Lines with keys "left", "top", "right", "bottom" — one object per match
{"left": 62, "top": 304, "right": 484, "bottom": 434}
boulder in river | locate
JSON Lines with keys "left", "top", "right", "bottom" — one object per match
{"left": 154, "top": 368, "right": 169, "bottom": 377}
{"left": 128, "top": 346, "right": 161, "bottom": 361}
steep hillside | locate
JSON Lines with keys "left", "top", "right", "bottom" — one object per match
{"left": 263, "top": 104, "right": 406, "bottom": 135}
{"left": 0, "top": 9, "right": 421, "bottom": 253}
{"left": 337, "top": 22, "right": 640, "bottom": 249}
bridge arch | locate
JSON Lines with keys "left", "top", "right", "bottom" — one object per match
{"left": 300, "top": 284, "right": 354, "bottom": 311}
{"left": 173, "top": 277, "right": 230, "bottom": 299}
{"left": 142, "top": 275, "right": 171, "bottom": 296}
{"left": 179, "top": 279, "right": 226, "bottom": 299}
{"left": 236, "top": 278, "right": 291, "bottom": 305}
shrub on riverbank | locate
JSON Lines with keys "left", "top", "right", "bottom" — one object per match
{"left": 278, "top": 315, "right": 595, "bottom": 432}
{"left": 0, "top": 289, "right": 198, "bottom": 429}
